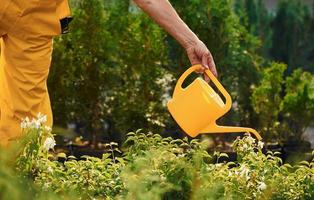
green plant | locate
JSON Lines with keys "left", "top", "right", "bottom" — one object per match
{"left": 280, "top": 69, "right": 314, "bottom": 141}
{"left": 8, "top": 117, "right": 313, "bottom": 200}
{"left": 0, "top": 115, "right": 76, "bottom": 200}
{"left": 252, "top": 62, "right": 314, "bottom": 143}
{"left": 251, "top": 62, "right": 286, "bottom": 141}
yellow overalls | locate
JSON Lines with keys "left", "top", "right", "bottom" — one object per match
{"left": 0, "top": 0, "right": 71, "bottom": 146}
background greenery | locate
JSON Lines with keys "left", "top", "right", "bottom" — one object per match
{"left": 48, "top": 0, "right": 314, "bottom": 146}
{"left": 1, "top": 1, "right": 313, "bottom": 199}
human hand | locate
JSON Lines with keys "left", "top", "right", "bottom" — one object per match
{"left": 185, "top": 40, "right": 217, "bottom": 82}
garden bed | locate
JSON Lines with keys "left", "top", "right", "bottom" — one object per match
{"left": 1, "top": 117, "right": 312, "bottom": 200}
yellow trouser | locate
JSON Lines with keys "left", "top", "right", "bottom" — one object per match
{"left": 0, "top": 0, "right": 70, "bottom": 146}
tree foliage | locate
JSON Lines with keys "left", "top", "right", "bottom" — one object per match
{"left": 49, "top": 0, "right": 171, "bottom": 143}
{"left": 49, "top": 0, "right": 113, "bottom": 144}
{"left": 270, "top": 0, "right": 313, "bottom": 73}
{"left": 236, "top": 0, "right": 314, "bottom": 73}
{"left": 234, "top": 0, "right": 272, "bottom": 57}
{"left": 48, "top": 0, "right": 314, "bottom": 144}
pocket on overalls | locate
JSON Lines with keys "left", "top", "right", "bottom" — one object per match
{"left": 27, "top": 0, "right": 62, "bottom": 36}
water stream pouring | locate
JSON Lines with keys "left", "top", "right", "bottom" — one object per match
{"left": 167, "top": 65, "right": 262, "bottom": 140}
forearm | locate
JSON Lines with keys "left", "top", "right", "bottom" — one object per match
{"left": 133, "top": 0, "right": 199, "bottom": 49}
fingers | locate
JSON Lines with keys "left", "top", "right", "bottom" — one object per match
{"left": 195, "top": 67, "right": 205, "bottom": 74}
{"left": 201, "top": 52, "right": 217, "bottom": 77}
{"left": 200, "top": 55, "right": 209, "bottom": 82}
{"left": 204, "top": 74, "right": 210, "bottom": 83}
{"left": 208, "top": 54, "right": 218, "bottom": 77}
{"left": 186, "top": 42, "right": 218, "bottom": 78}
{"left": 200, "top": 52, "right": 217, "bottom": 82}
{"left": 201, "top": 54, "right": 209, "bottom": 69}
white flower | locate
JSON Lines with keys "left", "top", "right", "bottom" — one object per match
{"left": 246, "top": 136, "right": 255, "bottom": 145}
{"left": 43, "top": 182, "right": 50, "bottom": 189}
{"left": 20, "top": 117, "right": 30, "bottom": 129}
{"left": 20, "top": 121, "right": 27, "bottom": 129}
{"left": 20, "top": 114, "right": 48, "bottom": 130}
{"left": 258, "top": 141, "right": 264, "bottom": 149}
{"left": 238, "top": 146, "right": 244, "bottom": 152}
{"left": 228, "top": 171, "right": 233, "bottom": 177}
{"left": 239, "top": 165, "right": 250, "bottom": 180}
{"left": 257, "top": 182, "right": 267, "bottom": 190}
{"left": 37, "top": 112, "right": 47, "bottom": 123}
{"left": 160, "top": 175, "right": 166, "bottom": 182}
{"left": 243, "top": 144, "right": 248, "bottom": 151}
{"left": 25, "top": 117, "right": 30, "bottom": 123}
{"left": 215, "top": 163, "right": 223, "bottom": 168}
{"left": 43, "top": 137, "right": 56, "bottom": 151}
{"left": 155, "top": 73, "right": 175, "bottom": 106}
{"left": 47, "top": 166, "right": 53, "bottom": 173}
{"left": 30, "top": 119, "right": 41, "bottom": 129}
{"left": 44, "top": 125, "right": 52, "bottom": 132}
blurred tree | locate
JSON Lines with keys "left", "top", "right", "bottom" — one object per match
{"left": 303, "top": 2, "right": 314, "bottom": 73}
{"left": 234, "top": 0, "right": 272, "bottom": 58}
{"left": 49, "top": 0, "right": 118, "bottom": 146}
{"left": 49, "top": 0, "right": 172, "bottom": 144}
{"left": 103, "top": 0, "right": 171, "bottom": 136}
{"left": 270, "top": 0, "right": 313, "bottom": 74}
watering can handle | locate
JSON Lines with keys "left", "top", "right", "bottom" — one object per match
{"left": 174, "top": 65, "right": 232, "bottom": 112}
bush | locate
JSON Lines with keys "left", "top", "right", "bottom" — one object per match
{"left": 2, "top": 116, "right": 311, "bottom": 200}
{"left": 252, "top": 62, "right": 314, "bottom": 143}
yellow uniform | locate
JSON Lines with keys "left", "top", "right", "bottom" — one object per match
{"left": 0, "top": 0, "right": 71, "bottom": 146}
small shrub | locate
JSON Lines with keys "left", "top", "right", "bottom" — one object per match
{"left": 1, "top": 115, "right": 312, "bottom": 200}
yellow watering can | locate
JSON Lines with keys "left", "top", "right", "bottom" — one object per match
{"left": 167, "top": 65, "right": 262, "bottom": 140}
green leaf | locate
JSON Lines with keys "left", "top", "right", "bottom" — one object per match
{"left": 57, "top": 153, "right": 67, "bottom": 158}
{"left": 219, "top": 153, "right": 229, "bottom": 159}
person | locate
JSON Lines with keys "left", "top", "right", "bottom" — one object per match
{"left": 0, "top": 0, "right": 216, "bottom": 146}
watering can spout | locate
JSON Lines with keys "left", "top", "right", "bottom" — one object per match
{"left": 200, "top": 124, "right": 262, "bottom": 140}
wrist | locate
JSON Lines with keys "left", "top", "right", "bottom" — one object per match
{"left": 182, "top": 35, "right": 200, "bottom": 50}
